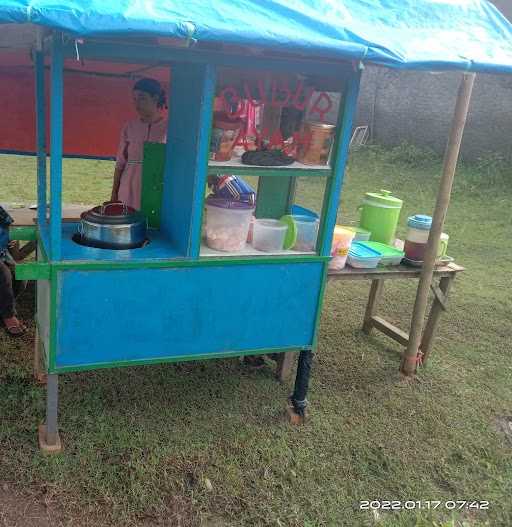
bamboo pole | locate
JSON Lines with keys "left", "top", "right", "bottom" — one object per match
{"left": 400, "top": 72, "right": 476, "bottom": 377}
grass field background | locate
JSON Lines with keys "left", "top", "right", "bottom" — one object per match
{"left": 0, "top": 146, "right": 511, "bottom": 526}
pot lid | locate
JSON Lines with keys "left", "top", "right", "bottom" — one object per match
{"left": 82, "top": 202, "right": 146, "bottom": 225}
{"left": 205, "top": 196, "right": 255, "bottom": 210}
{"left": 363, "top": 189, "right": 403, "bottom": 207}
{"left": 408, "top": 214, "right": 432, "bottom": 230}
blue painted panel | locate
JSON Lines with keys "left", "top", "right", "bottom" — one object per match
{"left": 55, "top": 262, "right": 323, "bottom": 368}
{"left": 161, "top": 63, "right": 216, "bottom": 256}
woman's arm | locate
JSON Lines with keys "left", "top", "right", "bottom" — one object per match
{"left": 111, "top": 166, "right": 123, "bottom": 202}
{"left": 112, "top": 124, "right": 129, "bottom": 201}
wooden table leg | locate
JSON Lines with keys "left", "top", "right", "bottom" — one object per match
{"left": 276, "top": 352, "right": 295, "bottom": 383}
{"left": 420, "top": 275, "right": 454, "bottom": 365}
{"left": 363, "top": 279, "right": 384, "bottom": 334}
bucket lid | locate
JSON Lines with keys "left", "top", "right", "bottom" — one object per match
{"left": 290, "top": 204, "right": 319, "bottom": 219}
{"left": 363, "top": 189, "right": 402, "bottom": 207}
{"left": 205, "top": 196, "right": 254, "bottom": 210}
{"left": 291, "top": 214, "right": 319, "bottom": 224}
{"left": 408, "top": 214, "right": 432, "bottom": 230}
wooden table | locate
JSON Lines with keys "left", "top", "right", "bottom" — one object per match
{"left": 277, "top": 262, "right": 464, "bottom": 381}
{"left": 4, "top": 204, "right": 92, "bottom": 261}
{"left": 4, "top": 204, "right": 92, "bottom": 226}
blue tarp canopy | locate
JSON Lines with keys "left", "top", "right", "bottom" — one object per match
{"left": 1, "top": 0, "right": 512, "bottom": 73}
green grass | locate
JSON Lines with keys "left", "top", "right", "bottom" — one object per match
{"left": 1, "top": 147, "right": 511, "bottom": 526}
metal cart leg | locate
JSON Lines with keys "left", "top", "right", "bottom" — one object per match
{"left": 363, "top": 279, "right": 384, "bottom": 334}
{"left": 287, "top": 349, "right": 313, "bottom": 424}
{"left": 420, "top": 275, "right": 454, "bottom": 366}
{"left": 38, "top": 374, "right": 62, "bottom": 454}
{"left": 33, "top": 327, "right": 47, "bottom": 385}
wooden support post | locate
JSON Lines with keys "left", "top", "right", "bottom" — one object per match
{"left": 275, "top": 352, "right": 295, "bottom": 383}
{"left": 420, "top": 276, "right": 454, "bottom": 365}
{"left": 430, "top": 283, "right": 449, "bottom": 312}
{"left": 401, "top": 72, "right": 475, "bottom": 377}
{"left": 371, "top": 316, "right": 409, "bottom": 347}
{"left": 363, "top": 279, "right": 384, "bottom": 334}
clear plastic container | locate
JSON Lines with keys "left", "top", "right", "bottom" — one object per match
{"left": 204, "top": 197, "right": 255, "bottom": 252}
{"left": 292, "top": 215, "right": 320, "bottom": 252}
{"left": 252, "top": 219, "right": 287, "bottom": 252}
{"left": 329, "top": 226, "right": 355, "bottom": 270}
{"left": 359, "top": 241, "right": 404, "bottom": 266}
{"left": 347, "top": 242, "right": 382, "bottom": 268}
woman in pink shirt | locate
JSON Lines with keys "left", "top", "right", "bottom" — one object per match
{"left": 111, "top": 78, "right": 168, "bottom": 209}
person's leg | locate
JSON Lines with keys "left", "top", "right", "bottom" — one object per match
{"left": 10, "top": 265, "right": 27, "bottom": 299}
{"left": 0, "top": 259, "right": 25, "bottom": 335}
{"left": 0, "top": 260, "right": 15, "bottom": 319}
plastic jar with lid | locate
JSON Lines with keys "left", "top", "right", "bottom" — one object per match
{"left": 404, "top": 214, "right": 432, "bottom": 262}
{"left": 204, "top": 197, "right": 255, "bottom": 252}
{"left": 210, "top": 113, "right": 242, "bottom": 162}
{"left": 297, "top": 122, "right": 336, "bottom": 166}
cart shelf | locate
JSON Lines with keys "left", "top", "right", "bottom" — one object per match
{"left": 208, "top": 159, "right": 331, "bottom": 178}
{"left": 57, "top": 223, "right": 184, "bottom": 262}
{"left": 200, "top": 243, "right": 316, "bottom": 258}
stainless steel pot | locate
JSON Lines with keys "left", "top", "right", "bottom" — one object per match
{"left": 76, "top": 202, "right": 147, "bottom": 249}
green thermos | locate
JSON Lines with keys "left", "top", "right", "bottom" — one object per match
{"left": 358, "top": 189, "right": 403, "bottom": 245}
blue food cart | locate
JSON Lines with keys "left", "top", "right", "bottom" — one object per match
{"left": 2, "top": 0, "right": 511, "bottom": 452}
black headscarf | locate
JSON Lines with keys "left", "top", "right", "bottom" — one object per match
{"left": 133, "top": 78, "right": 167, "bottom": 109}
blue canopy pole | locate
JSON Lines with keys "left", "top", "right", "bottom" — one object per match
{"left": 319, "top": 69, "right": 362, "bottom": 256}
{"left": 49, "top": 33, "right": 63, "bottom": 260}
{"left": 35, "top": 44, "right": 47, "bottom": 229}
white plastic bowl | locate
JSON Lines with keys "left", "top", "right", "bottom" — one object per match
{"left": 252, "top": 219, "right": 287, "bottom": 252}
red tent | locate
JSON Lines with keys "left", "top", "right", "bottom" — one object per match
{"left": 0, "top": 39, "right": 169, "bottom": 159}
